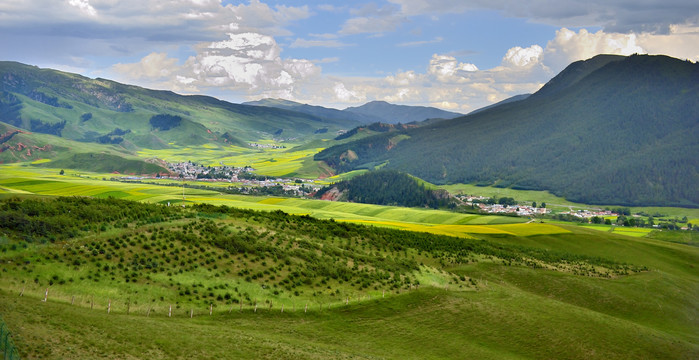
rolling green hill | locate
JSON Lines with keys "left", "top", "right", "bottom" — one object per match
{"left": 0, "top": 61, "right": 359, "bottom": 150}
{"left": 0, "top": 195, "right": 697, "bottom": 359}
{"left": 315, "top": 54, "right": 699, "bottom": 207}
{"left": 0, "top": 121, "right": 167, "bottom": 174}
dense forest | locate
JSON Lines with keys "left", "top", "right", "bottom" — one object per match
{"left": 315, "top": 55, "right": 699, "bottom": 207}
{"left": 314, "top": 170, "right": 452, "bottom": 208}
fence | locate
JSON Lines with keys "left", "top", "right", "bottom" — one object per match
{"left": 0, "top": 317, "right": 20, "bottom": 360}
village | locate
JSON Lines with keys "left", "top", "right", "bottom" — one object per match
{"left": 126, "top": 163, "right": 639, "bottom": 222}
{"left": 122, "top": 161, "right": 322, "bottom": 197}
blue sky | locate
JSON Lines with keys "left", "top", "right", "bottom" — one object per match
{"left": 0, "top": 1, "right": 697, "bottom": 111}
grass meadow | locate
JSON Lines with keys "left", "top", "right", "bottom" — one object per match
{"left": 1, "top": 162, "right": 698, "bottom": 359}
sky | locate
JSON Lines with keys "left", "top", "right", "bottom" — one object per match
{"left": 0, "top": 1, "right": 698, "bottom": 112}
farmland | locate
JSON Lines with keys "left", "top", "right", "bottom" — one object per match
{"left": 0, "top": 195, "right": 697, "bottom": 359}
{"left": 0, "top": 162, "right": 697, "bottom": 360}
{"left": 0, "top": 164, "right": 543, "bottom": 238}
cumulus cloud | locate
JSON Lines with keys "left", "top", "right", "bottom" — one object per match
{"left": 112, "top": 32, "right": 320, "bottom": 96}
{"left": 428, "top": 55, "right": 478, "bottom": 83}
{"left": 502, "top": 45, "right": 544, "bottom": 67}
{"left": 333, "top": 82, "right": 363, "bottom": 102}
{"left": 543, "top": 28, "right": 646, "bottom": 71}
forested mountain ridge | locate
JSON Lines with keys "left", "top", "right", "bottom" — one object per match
{"left": 0, "top": 61, "right": 358, "bottom": 149}
{"left": 315, "top": 54, "right": 699, "bottom": 207}
{"left": 244, "top": 98, "right": 463, "bottom": 125}
{"left": 243, "top": 98, "right": 381, "bottom": 124}
{"left": 344, "top": 100, "right": 463, "bottom": 124}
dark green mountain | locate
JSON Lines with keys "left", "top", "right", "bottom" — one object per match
{"left": 314, "top": 169, "right": 451, "bottom": 208}
{"left": 243, "top": 98, "right": 379, "bottom": 124}
{"left": 315, "top": 54, "right": 699, "bottom": 207}
{"left": 343, "top": 100, "right": 463, "bottom": 124}
{"left": 0, "top": 61, "right": 359, "bottom": 149}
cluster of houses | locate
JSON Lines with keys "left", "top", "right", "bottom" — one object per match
{"left": 248, "top": 143, "right": 286, "bottom": 149}
{"left": 456, "top": 195, "right": 549, "bottom": 216}
{"left": 557, "top": 209, "right": 617, "bottom": 219}
{"left": 475, "top": 203, "right": 550, "bottom": 216}
{"left": 155, "top": 162, "right": 320, "bottom": 196}
{"left": 164, "top": 161, "right": 250, "bottom": 180}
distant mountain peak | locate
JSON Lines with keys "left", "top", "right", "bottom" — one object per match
{"left": 344, "top": 101, "right": 462, "bottom": 124}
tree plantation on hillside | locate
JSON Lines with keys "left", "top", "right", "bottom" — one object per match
{"left": 1, "top": 196, "right": 697, "bottom": 359}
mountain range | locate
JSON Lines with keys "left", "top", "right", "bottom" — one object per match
{"left": 315, "top": 54, "right": 699, "bottom": 207}
{"left": 1, "top": 55, "right": 697, "bottom": 207}
{"left": 243, "top": 98, "right": 463, "bottom": 124}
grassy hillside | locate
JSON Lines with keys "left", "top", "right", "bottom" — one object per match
{"left": 0, "top": 61, "right": 359, "bottom": 150}
{"left": 315, "top": 54, "right": 699, "bottom": 207}
{"left": 0, "top": 122, "right": 167, "bottom": 174}
{"left": 0, "top": 196, "right": 697, "bottom": 359}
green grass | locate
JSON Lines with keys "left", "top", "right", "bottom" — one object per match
{"left": 1, "top": 164, "right": 698, "bottom": 359}
{"left": 1, "top": 195, "right": 698, "bottom": 359}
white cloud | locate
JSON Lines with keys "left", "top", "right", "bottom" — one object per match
{"left": 637, "top": 25, "right": 699, "bottom": 62}
{"left": 112, "top": 32, "right": 320, "bottom": 96}
{"left": 543, "top": 28, "right": 646, "bottom": 71}
{"left": 68, "top": 0, "right": 97, "bottom": 17}
{"left": 502, "top": 45, "right": 543, "bottom": 67}
{"left": 333, "top": 83, "right": 363, "bottom": 102}
{"left": 428, "top": 55, "right": 479, "bottom": 83}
